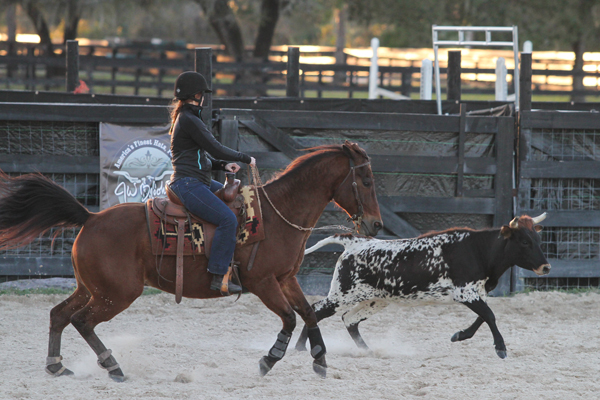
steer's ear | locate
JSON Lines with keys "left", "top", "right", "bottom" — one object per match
{"left": 534, "top": 225, "right": 544, "bottom": 232}
{"left": 500, "top": 225, "right": 512, "bottom": 239}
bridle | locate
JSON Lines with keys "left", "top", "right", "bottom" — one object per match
{"left": 250, "top": 155, "right": 371, "bottom": 233}
{"left": 331, "top": 158, "right": 371, "bottom": 230}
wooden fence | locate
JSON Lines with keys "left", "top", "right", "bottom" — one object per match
{"left": 516, "top": 110, "right": 600, "bottom": 290}
{"left": 2, "top": 40, "right": 600, "bottom": 99}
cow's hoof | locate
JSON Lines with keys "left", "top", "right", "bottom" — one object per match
{"left": 109, "top": 369, "right": 126, "bottom": 382}
{"left": 451, "top": 331, "right": 465, "bottom": 342}
{"left": 312, "top": 355, "right": 327, "bottom": 378}
{"left": 495, "top": 349, "right": 507, "bottom": 359}
{"left": 259, "top": 356, "right": 276, "bottom": 377}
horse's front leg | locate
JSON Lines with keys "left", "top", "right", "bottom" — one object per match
{"left": 281, "top": 276, "right": 327, "bottom": 378}
{"left": 252, "top": 275, "right": 297, "bottom": 377}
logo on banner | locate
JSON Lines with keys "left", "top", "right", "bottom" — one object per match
{"left": 111, "top": 139, "right": 172, "bottom": 204}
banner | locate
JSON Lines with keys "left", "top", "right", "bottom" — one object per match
{"left": 100, "top": 123, "right": 172, "bottom": 210}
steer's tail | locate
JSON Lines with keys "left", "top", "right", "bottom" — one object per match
{"left": 305, "top": 233, "right": 363, "bottom": 255}
{"left": 0, "top": 172, "right": 90, "bottom": 250}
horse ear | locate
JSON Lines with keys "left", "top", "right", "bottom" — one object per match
{"left": 500, "top": 225, "right": 512, "bottom": 239}
{"left": 342, "top": 141, "right": 354, "bottom": 158}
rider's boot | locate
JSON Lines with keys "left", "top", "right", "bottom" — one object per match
{"left": 210, "top": 267, "right": 242, "bottom": 296}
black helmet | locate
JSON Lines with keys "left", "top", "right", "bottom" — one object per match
{"left": 173, "top": 71, "right": 212, "bottom": 99}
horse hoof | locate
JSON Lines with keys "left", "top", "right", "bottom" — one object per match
{"left": 259, "top": 356, "right": 275, "bottom": 377}
{"left": 109, "top": 370, "right": 126, "bottom": 382}
{"left": 312, "top": 356, "right": 327, "bottom": 379}
{"left": 45, "top": 364, "right": 74, "bottom": 377}
{"left": 495, "top": 349, "right": 507, "bottom": 359}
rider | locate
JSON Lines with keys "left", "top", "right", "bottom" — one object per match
{"left": 168, "top": 71, "right": 256, "bottom": 295}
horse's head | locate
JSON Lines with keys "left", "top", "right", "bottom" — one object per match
{"left": 332, "top": 141, "right": 383, "bottom": 236}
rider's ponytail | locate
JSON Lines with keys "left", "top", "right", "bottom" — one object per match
{"left": 168, "top": 98, "right": 185, "bottom": 135}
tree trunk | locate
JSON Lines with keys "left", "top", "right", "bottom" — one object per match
{"left": 63, "top": 0, "right": 81, "bottom": 43}
{"left": 334, "top": 5, "right": 347, "bottom": 84}
{"left": 253, "top": 0, "right": 280, "bottom": 60}
{"left": 195, "top": 0, "right": 245, "bottom": 61}
{"left": 6, "top": 3, "right": 17, "bottom": 78}
{"left": 23, "top": 1, "right": 54, "bottom": 55}
{"left": 23, "top": 0, "right": 58, "bottom": 81}
{"left": 571, "top": 39, "right": 585, "bottom": 103}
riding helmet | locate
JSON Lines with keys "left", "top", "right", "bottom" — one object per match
{"left": 173, "top": 71, "right": 212, "bottom": 99}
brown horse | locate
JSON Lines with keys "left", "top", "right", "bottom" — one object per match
{"left": 0, "top": 141, "right": 382, "bottom": 381}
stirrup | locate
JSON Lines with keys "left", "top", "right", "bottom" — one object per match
{"left": 212, "top": 268, "right": 241, "bottom": 296}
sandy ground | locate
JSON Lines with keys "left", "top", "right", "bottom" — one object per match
{"left": 1, "top": 290, "right": 600, "bottom": 400}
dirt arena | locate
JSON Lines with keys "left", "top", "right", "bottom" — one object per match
{"left": 1, "top": 290, "right": 600, "bottom": 399}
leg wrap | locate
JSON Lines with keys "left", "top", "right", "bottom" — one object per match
{"left": 45, "top": 355, "right": 66, "bottom": 376}
{"left": 97, "top": 349, "right": 121, "bottom": 373}
{"left": 268, "top": 330, "right": 292, "bottom": 361}
{"left": 307, "top": 326, "right": 327, "bottom": 359}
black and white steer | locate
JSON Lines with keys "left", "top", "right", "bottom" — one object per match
{"left": 296, "top": 214, "right": 550, "bottom": 359}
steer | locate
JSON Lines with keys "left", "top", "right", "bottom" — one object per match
{"left": 295, "top": 214, "right": 550, "bottom": 359}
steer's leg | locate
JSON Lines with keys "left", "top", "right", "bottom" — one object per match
{"left": 451, "top": 316, "right": 484, "bottom": 343}
{"left": 281, "top": 277, "right": 327, "bottom": 378}
{"left": 461, "top": 299, "right": 507, "bottom": 359}
{"left": 294, "top": 295, "right": 340, "bottom": 352}
{"left": 342, "top": 299, "right": 389, "bottom": 350}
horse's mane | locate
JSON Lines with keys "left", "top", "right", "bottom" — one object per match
{"left": 266, "top": 143, "right": 368, "bottom": 184}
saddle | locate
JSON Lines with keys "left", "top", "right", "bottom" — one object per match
{"left": 145, "top": 175, "right": 264, "bottom": 303}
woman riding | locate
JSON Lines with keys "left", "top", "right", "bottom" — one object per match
{"left": 168, "top": 71, "right": 256, "bottom": 296}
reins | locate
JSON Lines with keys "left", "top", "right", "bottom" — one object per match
{"left": 248, "top": 157, "right": 371, "bottom": 233}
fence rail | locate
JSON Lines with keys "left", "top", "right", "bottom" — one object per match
{"left": 2, "top": 40, "right": 600, "bottom": 99}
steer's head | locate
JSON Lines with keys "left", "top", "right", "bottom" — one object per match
{"left": 500, "top": 213, "right": 551, "bottom": 276}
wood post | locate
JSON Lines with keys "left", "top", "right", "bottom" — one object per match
{"left": 66, "top": 40, "right": 79, "bottom": 92}
{"left": 195, "top": 47, "right": 213, "bottom": 129}
{"left": 286, "top": 47, "right": 300, "bottom": 97}
{"left": 455, "top": 104, "right": 466, "bottom": 197}
{"left": 447, "top": 50, "right": 461, "bottom": 102}
{"left": 519, "top": 52, "right": 532, "bottom": 112}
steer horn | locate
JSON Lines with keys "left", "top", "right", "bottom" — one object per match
{"left": 509, "top": 216, "right": 519, "bottom": 228}
{"left": 531, "top": 212, "right": 547, "bottom": 225}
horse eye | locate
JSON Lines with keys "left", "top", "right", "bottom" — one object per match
{"left": 362, "top": 180, "right": 371, "bottom": 187}
{"left": 521, "top": 240, "right": 529, "bottom": 246}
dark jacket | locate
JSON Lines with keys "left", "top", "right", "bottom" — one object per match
{"left": 170, "top": 103, "right": 251, "bottom": 185}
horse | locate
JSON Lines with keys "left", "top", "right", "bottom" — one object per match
{"left": 0, "top": 141, "right": 382, "bottom": 381}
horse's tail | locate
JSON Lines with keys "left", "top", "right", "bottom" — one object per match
{"left": 0, "top": 173, "right": 90, "bottom": 250}
{"left": 304, "top": 233, "right": 357, "bottom": 255}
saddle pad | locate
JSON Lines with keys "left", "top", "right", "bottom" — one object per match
{"left": 147, "top": 185, "right": 265, "bottom": 257}
{"left": 237, "top": 185, "right": 265, "bottom": 245}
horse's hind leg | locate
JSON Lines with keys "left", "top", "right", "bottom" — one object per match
{"left": 281, "top": 277, "right": 327, "bottom": 378}
{"left": 251, "top": 275, "right": 299, "bottom": 377}
{"left": 46, "top": 285, "right": 91, "bottom": 376}
{"left": 70, "top": 293, "right": 140, "bottom": 382}
{"left": 341, "top": 299, "right": 389, "bottom": 350}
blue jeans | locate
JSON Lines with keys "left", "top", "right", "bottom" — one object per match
{"left": 169, "top": 177, "right": 237, "bottom": 275}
